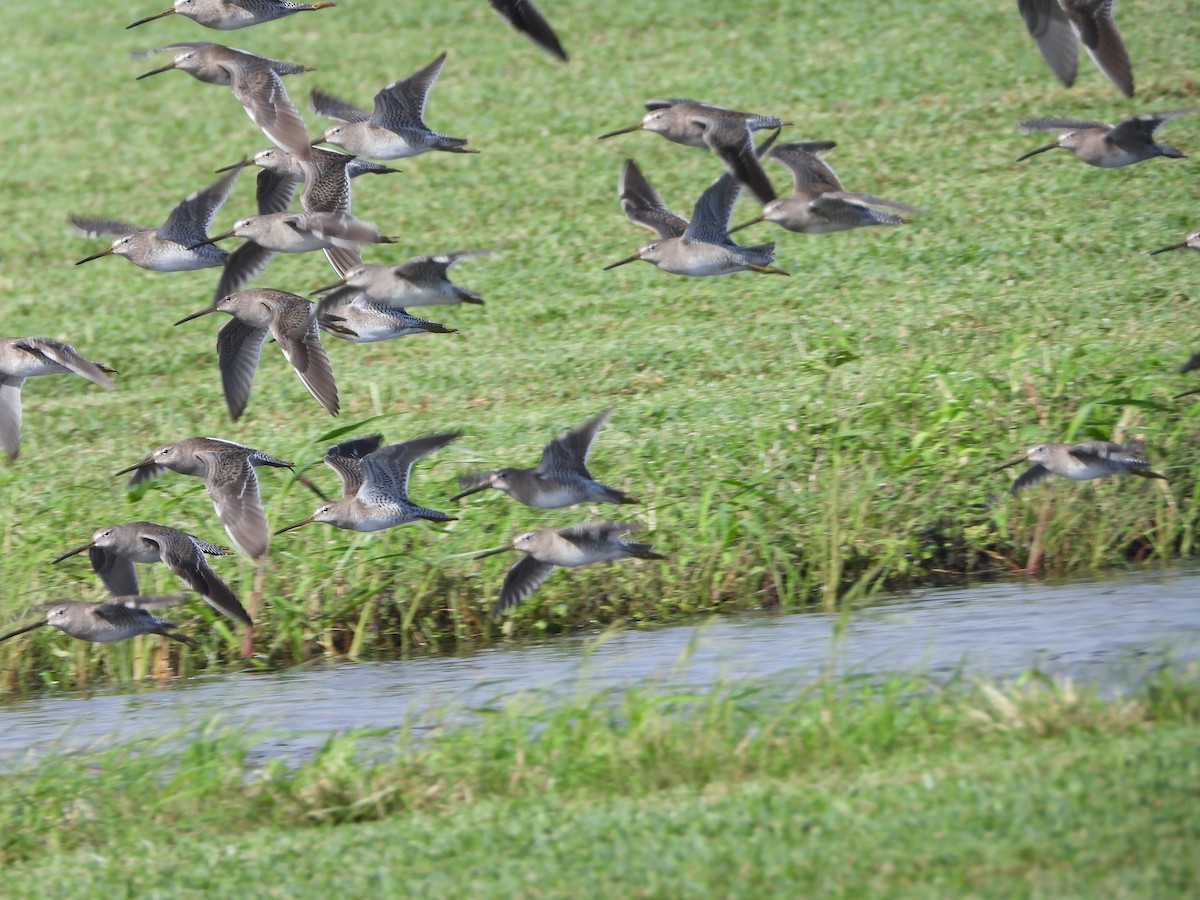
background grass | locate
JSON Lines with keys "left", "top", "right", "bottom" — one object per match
{"left": 2, "top": 0, "right": 1200, "bottom": 682}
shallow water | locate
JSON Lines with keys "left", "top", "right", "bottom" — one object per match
{"left": 1, "top": 567, "right": 1198, "bottom": 764}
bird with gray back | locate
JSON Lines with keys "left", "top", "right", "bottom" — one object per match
{"left": 474, "top": 521, "right": 665, "bottom": 614}
{"left": 0, "top": 596, "right": 198, "bottom": 649}
{"left": 598, "top": 98, "right": 789, "bottom": 205}
{"left": 128, "top": 0, "right": 336, "bottom": 31}
{"left": 276, "top": 432, "right": 460, "bottom": 534}
{"left": 175, "top": 288, "right": 339, "bottom": 421}
{"left": 213, "top": 147, "right": 400, "bottom": 294}
{"left": 73, "top": 167, "right": 240, "bottom": 271}
{"left": 605, "top": 133, "right": 788, "bottom": 277}
{"left": 990, "top": 440, "right": 1167, "bottom": 495}
{"left": 452, "top": 407, "right": 637, "bottom": 509}
{"left": 1018, "top": 0, "right": 1133, "bottom": 97}
{"left": 313, "top": 249, "right": 490, "bottom": 309}
{"left": 191, "top": 211, "right": 395, "bottom": 295}
{"left": 729, "top": 142, "right": 927, "bottom": 235}
{"left": 1017, "top": 109, "right": 1194, "bottom": 167}
{"left": 134, "top": 42, "right": 312, "bottom": 84}
{"left": 134, "top": 39, "right": 312, "bottom": 160}
{"left": 53, "top": 522, "right": 251, "bottom": 627}
{"left": 312, "top": 52, "right": 477, "bottom": 159}
{"left": 0, "top": 337, "right": 117, "bottom": 460}
{"left": 115, "top": 437, "right": 294, "bottom": 558}
{"left": 317, "top": 294, "right": 458, "bottom": 342}
{"left": 488, "top": 0, "right": 567, "bottom": 61}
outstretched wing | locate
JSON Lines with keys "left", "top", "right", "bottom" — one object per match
{"left": 618, "top": 160, "right": 687, "bottom": 239}
{"left": 495, "top": 555, "right": 556, "bottom": 613}
{"left": 324, "top": 434, "right": 385, "bottom": 496}
{"left": 1018, "top": 0, "right": 1079, "bottom": 87}
{"left": 370, "top": 53, "right": 446, "bottom": 131}
{"left": 535, "top": 407, "right": 613, "bottom": 477}
{"left": 160, "top": 168, "right": 241, "bottom": 246}
{"left": 216, "top": 318, "right": 269, "bottom": 421}
{"left": 487, "top": 0, "right": 568, "bottom": 61}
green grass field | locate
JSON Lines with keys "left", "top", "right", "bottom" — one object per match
{"left": 2, "top": 670, "right": 1198, "bottom": 895}
{"left": 2, "top": 0, "right": 1200, "bottom": 683}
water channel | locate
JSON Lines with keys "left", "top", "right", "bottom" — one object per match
{"left": 1, "top": 566, "right": 1197, "bottom": 764}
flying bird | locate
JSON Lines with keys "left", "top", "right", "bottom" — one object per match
{"left": 474, "top": 521, "right": 665, "bottom": 614}
{"left": 0, "top": 337, "right": 116, "bottom": 460}
{"left": 598, "top": 98, "right": 788, "bottom": 205}
{"left": 452, "top": 407, "right": 637, "bottom": 508}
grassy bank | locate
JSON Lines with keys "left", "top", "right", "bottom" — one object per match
{"left": 1, "top": 0, "right": 1200, "bottom": 683}
{"left": 1, "top": 669, "right": 1198, "bottom": 894}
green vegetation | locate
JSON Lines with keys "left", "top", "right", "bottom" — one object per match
{"left": 2, "top": 0, "right": 1200, "bottom": 683}
{"left": 2, "top": 669, "right": 1198, "bottom": 894}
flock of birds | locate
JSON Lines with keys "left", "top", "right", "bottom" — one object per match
{"left": 1, "top": 0, "right": 1198, "bottom": 659}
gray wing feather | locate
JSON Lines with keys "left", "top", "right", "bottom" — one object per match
{"left": 370, "top": 53, "right": 446, "bottom": 130}
{"left": 1018, "top": 0, "right": 1079, "bottom": 87}
{"left": 535, "top": 407, "right": 612, "bottom": 477}
{"left": 1010, "top": 463, "right": 1057, "bottom": 494}
{"left": 90, "top": 546, "right": 139, "bottom": 596}
{"left": 618, "top": 160, "right": 688, "bottom": 239}
{"left": 496, "top": 555, "right": 556, "bottom": 612}
{"left": 216, "top": 318, "right": 268, "bottom": 421}
{"left": 160, "top": 168, "right": 241, "bottom": 246}
{"left": 311, "top": 88, "right": 371, "bottom": 124}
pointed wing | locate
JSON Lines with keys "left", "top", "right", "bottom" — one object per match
{"left": 89, "top": 546, "right": 139, "bottom": 596}
{"left": 1018, "top": 0, "right": 1079, "bottom": 87}
{"left": 272, "top": 312, "right": 340, "bottom": 416}
{"left": 1019, "top": 117, "right": 1110, "bottom": 133}
{"left": 197, "top": 450, "right": 269, "bottom": 558}
{"left": 257, "top": 167, "right": 299, "bottom": 215}
{"left": 145, "top": 531, "right": 250, "bottom": 625}
{"left": 692, "top": 114, "right": 776, "bottom": 205}
{"left": 370, "top": 53, "right": 446, "bottom": 130}
{"left": 216, "top": 318, "right": 268, "bottom": 421}
{"left": 216, "top": 241, "right": 276, "bottom": 299}
{"left": 487, "top": 0, "right": 568, "bottom": 61}
{"left": 69, "top": 217, "right": 148, "bottom": 239}
{"left": 359, "top": 432, "right": 460, "bottom": 505}
{"left": 1107, "top": 109, "right": 1195, "bottom": 147}
{"left": 324, "top": 245, "right": 362, "bottom": 278}
{"left": 683, "top": 170, "right": 742, "bottom": 244}
{"left": 125, "top": 459, "right": 170, "bottom": 487}
{"left": 160, "top": 168, "right": 241, "bottom": 246}
{"left": 310, "top": 87, "right": 371, "bottom": 124}
{"left": 16, "top": 338, "right": 116, "bottom": 388}
{"left": 229, "top": 66, "right": 311, "bottom": 159}
{"left": 323, "top": 434, "right": 384, "bottom": 495}
{"left": 394, "top": 248, "right": 491, "bottom": 281}
{"left": 535, "top": 407, "right": 613, "bottom": 477}
{"left": 1063, "top": 0, "right": 1132, "bottom": 97}
{"left": 495, "top": 554, "right": 557, "bottom": 612}
{"left": 769, "top": 142, "right": 844, "bottom": 193}
{"left": 1009, "top": 463, "right": 1057, "bottom": 494}
{"left": 0, "top": 376, "right": 23, "bottom": 459}
{"left": 618, "top": 160, "right": 688, "bottom": 239}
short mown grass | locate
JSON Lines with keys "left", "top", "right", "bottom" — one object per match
{"left": 2, "top": 0, "right": 1199, "bottom": 684}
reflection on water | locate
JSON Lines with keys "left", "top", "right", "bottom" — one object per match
{"left": 1, "top": 567, "right": 1198, "bottom": 763}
